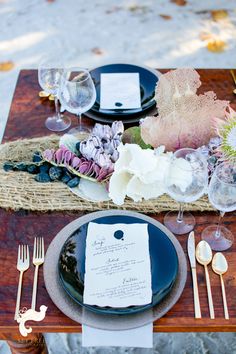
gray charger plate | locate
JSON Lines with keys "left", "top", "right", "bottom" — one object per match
{"left": 43, "top": 210, "right": 187, "bottom": 330}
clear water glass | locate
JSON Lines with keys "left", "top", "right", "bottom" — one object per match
{"left": 38, "top": 60, "right": 71, "bottom": 131}
{"left": 202, "top": 162, "right": 236, "bottom": 250}
{"left": 59, "top": 67, "right": 96, "bottom": 137}
{"left": 164, "top": 148, "right": 208, "bottom": 235}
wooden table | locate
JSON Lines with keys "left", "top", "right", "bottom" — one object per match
{"left": 1, "top": 69, "right": 236, "bottom": 354}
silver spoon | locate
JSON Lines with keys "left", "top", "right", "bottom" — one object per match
{"left": 212, "top": 253, "right": 229, "bottom": 319}
{"left": 196, "top": 241, "right": 215, "bottom": 319}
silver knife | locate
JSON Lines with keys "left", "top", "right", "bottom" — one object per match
{"left": 187, "top": 231, "right": 201, "bottom": 319}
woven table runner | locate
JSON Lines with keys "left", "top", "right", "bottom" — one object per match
{"left": 0, "top": 136, "right": 214, "bottom": 213}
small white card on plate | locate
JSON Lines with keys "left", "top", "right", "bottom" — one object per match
{"left": 83, "top": 222, "right": 152, "bottom": 307}
{"left": 100, "top": 73, "right": 141, "bottom": 110}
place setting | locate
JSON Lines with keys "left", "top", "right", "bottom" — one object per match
{"left": 38, "top": 61, "right": 160, "bottom": 131}
{"left": 11, "top": 209, "right": 187, "bottom": 345}
{"left": 43, "top": 210, "right": 187, "bottom": 329}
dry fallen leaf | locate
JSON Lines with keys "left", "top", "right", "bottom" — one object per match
{"left": 106, "top": 6, "right": 122, "bottom": 14}
{"left": 206, "top": 39, "right": 227, "bottom": 53}
{"left": 128, "top": 4, "right": 148, "bottom": 13}
{"left": 171, "top": 0, "right": 187, "bottom": 6}
{"left": 0, "top": 61, "right": 14, "bottom": 71}
{"left": 199, "top": 32, "right": 214, "bottom": 41}
{"left": 211, "top": 9, "right": 228, "bottom": 21}
{"left": 91, "top": 47, "right": 104, "bottom": 55}
{"left": 160, "top": 14, "right": 172, "bottom": 20}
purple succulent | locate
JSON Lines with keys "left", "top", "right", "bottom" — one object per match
{"left": 80, "top": 136, "right": 104, "bottom": 162}
{"left": 43, "top": 149, "right": 55, "bottom": 161}
{"left": 96, "top": 152, "right": 112, "bottom": 168}
{"left": 79, "top": 121, "right": 124, "bottom": 168}
{"left": 42, "top": 121, "right": 124, "bottom": 183}
{"left": 92, "top": 123, "right": 112, "bottom": 141}
{"left": 42, "top": 146, "right": 112, "bottom": 182}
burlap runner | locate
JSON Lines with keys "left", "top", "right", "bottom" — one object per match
{"left": 0, "top": 136, "right": 214, "bottom": 213}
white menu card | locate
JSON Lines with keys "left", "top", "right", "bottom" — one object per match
{"left": 83, "top": 222, "right": 152, "bottom": 307}
{"left": 100, "top": 73, "right": 141, "bottom": 109}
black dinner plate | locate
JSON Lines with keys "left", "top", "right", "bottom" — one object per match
{"left": 89, "top": 64, "right": 159, "bottom": 118}
{"left": 58, "top": 215, "right": 178, "bottom": 315}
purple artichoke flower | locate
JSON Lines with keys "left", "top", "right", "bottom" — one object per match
{"left": 110, "top": 149, "right": 119, "bottom": 162}
{"left": 111, "top": 121, "right": 124, "bottom": 139}
{"left": 80, "top": 136, "right": 104, "bottom": 161}
{"left": 78, "top": 121, "right": 124, "bottom": 169}
{"left": 92, "top": 123, "right": 112, "bottom": 141}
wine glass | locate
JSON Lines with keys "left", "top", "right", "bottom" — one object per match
{"left": 38, "top": 60, "right": 71, "bottom": 131}
{"left": 202, "top": 162, "right": 236, "bottom": 251}
{"left": 164, "top": 148, "right": 208, "bottom": 235}
{"left": 59, "top": 67, "right": 96, "bottom": 137}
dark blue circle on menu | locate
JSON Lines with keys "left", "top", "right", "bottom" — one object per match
{"left": 58, "top": 215, "right": 178, "bottom": 315}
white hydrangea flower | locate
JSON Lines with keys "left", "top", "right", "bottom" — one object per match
{"left": 109, "top": 143, "right": 193, "bottom": 205}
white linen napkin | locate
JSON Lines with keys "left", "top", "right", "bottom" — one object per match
{"left": 82, "top": 323, "right": 153, "bottom": 348}
{"left": 82, "top": 222, "right": 153, "bottom": 348}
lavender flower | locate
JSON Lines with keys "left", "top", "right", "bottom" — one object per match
{"left": 79, "top": 121, "right": 124, "bottom": 168}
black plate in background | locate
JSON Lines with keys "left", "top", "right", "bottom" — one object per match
{"left": 89, "top": 64, "right": 159, "bottom": 117}
{"left": 58, "top": 215, "right": 178, "bottom": 315}
{"left": 85, "top": 103, "right": 158, "bottom": 124}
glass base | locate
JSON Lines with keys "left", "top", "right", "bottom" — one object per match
{"left": 164, "top": 211, "right": 195, "bottom": 235}
{"left": 201, "top": 225, "right": 233, "bottom": 251}
{"left": 68, "top": 126, "right": 91, "bottom": 139}
{"left": 45, "top": 115, "right": 71, "bottom": 132}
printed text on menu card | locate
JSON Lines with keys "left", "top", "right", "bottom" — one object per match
{"left": 83, "top": 222, "right": 152, "bottom": 307}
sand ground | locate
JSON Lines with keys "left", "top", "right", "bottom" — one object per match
{"left": 1, "top": 0, "right": 236, "bottom": 353}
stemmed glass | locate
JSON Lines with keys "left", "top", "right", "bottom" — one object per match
{"left": 59, "top": 67, "right": 96, "bottom": 137}
{"left": 38, "top": 60, "right": 71, "bottom": 131}
{"left": 164, "top": 148, "right": 208, "bottom": 235}
{"left": 202, "top": 162, "right": 236, "bottom": 251}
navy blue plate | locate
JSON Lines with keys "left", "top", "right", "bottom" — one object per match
{"left": 58, "top": 215, "right": 178, "bottom": 315}
{"left": 89, "top": 64, "right": 159, "bottom": 118}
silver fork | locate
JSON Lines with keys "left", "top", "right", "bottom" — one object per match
{"left": 31, "top": 237, "right": 45, "bottom": 310}
{"left": 14, "top": 245, "right": 30, "bottom": 320}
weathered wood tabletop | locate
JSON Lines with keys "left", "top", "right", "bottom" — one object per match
{"left": 1, "top": 69, "right": 236, "bottom": 353}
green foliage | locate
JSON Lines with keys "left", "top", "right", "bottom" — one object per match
{"left": 219, "top": 116, "right": 236, "bottom": 162}
{"left": 122, "top": 126, "right": 152, "bottom": 149}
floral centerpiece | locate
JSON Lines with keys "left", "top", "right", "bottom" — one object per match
{"left": 3, "top": 68, "right": 233, "bottom": 207}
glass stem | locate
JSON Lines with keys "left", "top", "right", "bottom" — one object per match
{"left": 78, "top": 113, "right": 82, "bottom": 128}
{"left": 177, "top": 203, "right": 184, "bottom": 224}
{"left": 54, "top": 96, "right": 62, "bottom": 122}
{"left": 215, "top": 211, "right": 225, "bottom": 239}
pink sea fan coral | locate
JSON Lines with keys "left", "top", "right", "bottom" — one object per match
{"left": 141, "top": 68, "right": 229, "bottom": 151}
